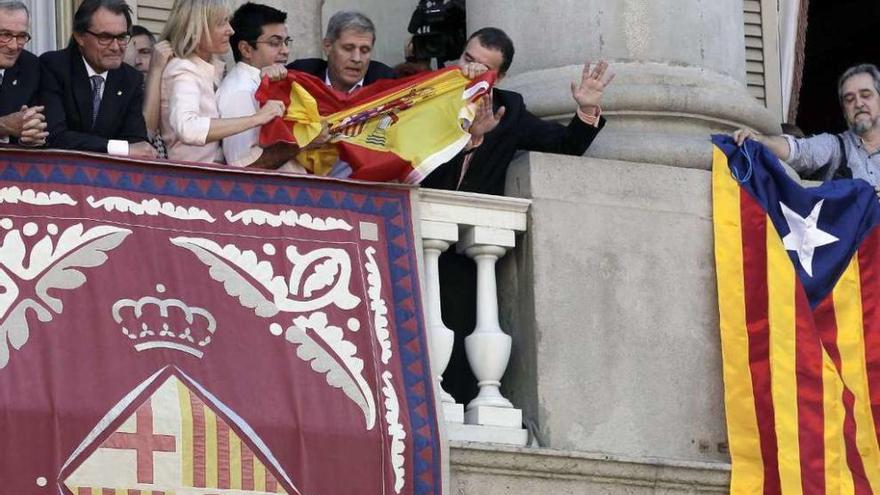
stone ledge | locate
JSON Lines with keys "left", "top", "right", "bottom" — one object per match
{"left": 450, "top": 442, "right": 730, "bottom": 494}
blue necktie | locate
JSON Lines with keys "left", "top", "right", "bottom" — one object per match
{"left": 90, "top": 75, "right": 103, "bottom": 127}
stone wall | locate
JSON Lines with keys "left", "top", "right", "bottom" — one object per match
{"left": 498, "top": 152, "right": 729, "bottom": 464}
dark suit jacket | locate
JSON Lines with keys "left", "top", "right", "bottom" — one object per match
{"left": 40, "top": 44, "right": 147, "bottom": 152}
{"left": 421, "top": 88, "right": 606, "bottom": 196}
{"left": 0, "top": 50, "right": 40, "bottom": 144}
{"left": 286, "top": 58, "right": 396, "bottom": 86}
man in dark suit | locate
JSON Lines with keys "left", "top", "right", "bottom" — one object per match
{"left": 424, "top": 28, "right": 616, "bottom": 405}
{"left": 40, "top": 0, "right": 155, "bottom": 158}
{"left": 422, "top": 27, "right": 615, "bottom": 196}
{"left": 287, "top": 10, "right": 395, "bottom": 95}
{"left": 0, "top": 1, "right": 46, "bottom": 146}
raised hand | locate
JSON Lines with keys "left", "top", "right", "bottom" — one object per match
{"left": 570, "top": 60, "right": 615, "bottom": 112}
{"left": 459, "top": 61, "right": 489, "bottom": 80}
{"left": 467, "top": 92, "right": 506, "bottom": 142}
{"left": 149, "top": 41, "right": 174, "bottom": 74}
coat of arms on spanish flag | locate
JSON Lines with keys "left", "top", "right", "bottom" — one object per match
{"left": 256, "top": 67, "right": 496, "bottom": 184}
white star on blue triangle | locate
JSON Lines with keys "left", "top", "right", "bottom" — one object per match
{"left": 780, "top": 200, "right": 839, "bottom": 277}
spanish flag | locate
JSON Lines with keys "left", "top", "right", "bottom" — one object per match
{"left": 256, "top": 67, "right": 496, "bottom": 183}
{"left": 712, "top": 134, "right": 880, "bottom": 494}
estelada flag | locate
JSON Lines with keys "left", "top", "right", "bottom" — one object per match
{"left": 712, "top": 134, "right": 880, "bottom": 493}
{"left": 256, "top": 67, "right": 496, "bottom": 184}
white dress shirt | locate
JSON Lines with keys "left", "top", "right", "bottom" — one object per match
{"left": 83, "top": 57, "right": 129, "bottom": 156}
{"left": 216, "top": 61, "right": 305, "bottom": 172}
{"left": 216, "top": 62, "right": 264, "bottom": 166}
{"left": 324, "top": 70, "right": 364, "bottom": 94}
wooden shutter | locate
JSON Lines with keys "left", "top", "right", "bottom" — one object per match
{"left": 744, "top": 0, "right": 783, "bottom": 120}
{"left": 134, "top": 0, "right": 174, "bottom": 37}
{"left": 744, "top": 0, "right": 767, "bottom": 103}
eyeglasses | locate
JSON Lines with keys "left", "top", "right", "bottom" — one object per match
{"left": 0, "top": 31, "right": 31, "bottom": 45}
{"left": 84, "top": 30, "right": 131, "bottom": 46}
{"left": 254, "top": 37, "right": 292, "bottom": 49}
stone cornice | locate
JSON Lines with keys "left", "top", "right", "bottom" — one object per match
{"left": 450, "top": 442, "right": 730, "bottom": 492}
{"left": 417, "top": 188, "right": 531, "bottom": 232}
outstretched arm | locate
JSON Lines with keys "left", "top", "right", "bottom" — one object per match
{"left": 732, "top": 128, "right": 792, "bottom": 161}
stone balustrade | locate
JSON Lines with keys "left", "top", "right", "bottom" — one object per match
{"left": 417, "top": 188, "right": 531, "bottom": 446}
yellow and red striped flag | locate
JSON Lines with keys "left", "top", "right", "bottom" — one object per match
{"left": 256, "top": 67, "right": 496, "bottom": 184}
{"left": 712, "top": 135, "right": 880, "bottom": 494}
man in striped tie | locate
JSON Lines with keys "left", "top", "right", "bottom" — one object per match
{"left": 39, "top": 0, "right": 155, "bottom": 158}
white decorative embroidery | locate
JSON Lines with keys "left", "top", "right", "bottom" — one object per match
{"left": 0, "top": 222, "right": 131, "bottom": 369}
{"left": 171, "top": 237, "right": 361, "bottom": 314}
{"left": 287, "top": 312, "right": 377, "bottom": 429}
{"left": 382, "top": 371, "right": 406, "bottom": 493}
{"left": 225, "top": 209, "right": 353, "bottom": 231}
{"left": 169, "top": 236, "right": 377, "bottom": 428}
{"left": 365, "top": 247, "right": 392, "bottom": 364}
{"left": 0, "top": 186, "right": 76, "bottom": 206}
{"left": 87, "top": 195, "right": 216, "bottom": 223}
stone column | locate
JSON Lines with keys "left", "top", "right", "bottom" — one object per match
{"left": 468, "top": 0, "right": 781, "bottom": 169}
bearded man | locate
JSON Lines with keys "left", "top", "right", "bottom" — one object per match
{"left": 734, "top": 64, "right": 880, "bottom": 187}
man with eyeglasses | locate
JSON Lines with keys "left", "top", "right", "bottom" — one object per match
{"left": 39, "top": 0, "right": 155, "bottom": 158}
{"left": 0, "top": 1, "right": 46, "bottom": 147}
{"left": 217, "top": 2, "right": 305, "bottom": 170}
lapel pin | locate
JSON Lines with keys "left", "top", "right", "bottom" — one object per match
{"left": 11, "top": 80, "right": 16, "bottom": 86}
{"left": 117, "top": 90, "right": 122, "bottom": 96}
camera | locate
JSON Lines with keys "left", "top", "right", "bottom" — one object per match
{"left": 407, "top": 0, "right": 466, "bottom": 65}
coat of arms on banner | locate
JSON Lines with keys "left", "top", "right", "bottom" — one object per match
{"left": 0, "top": 150, "right": 441, "bottom": 495}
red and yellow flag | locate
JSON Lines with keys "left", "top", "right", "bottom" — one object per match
{"left": 713, "top": 134, "right": 880, "bottom": 494}
{"left": 256, "top": 67, "right": 496, "bottom": 184}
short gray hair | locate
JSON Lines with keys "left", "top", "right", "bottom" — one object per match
{"left": 325, "top": 10, "right": 375, "bottom": 43}
{"left": 838, "top": 63, "right": 880, "bottom": 106}
{"left": 0, "top": 1, "right": 29, "bottom": 17}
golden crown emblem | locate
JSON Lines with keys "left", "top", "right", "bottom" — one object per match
{"left": 111, "top": 284, "right": 217, "bottom": 359}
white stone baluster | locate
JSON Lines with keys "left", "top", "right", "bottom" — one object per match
{"left": 459, "top": 227, "right": 524, "bottom": 436}
{"left": 421, "top": 221, "right": 464, "bottom": 423}
{"left": 418, "top": 189, "right": 529, "bottom": 445}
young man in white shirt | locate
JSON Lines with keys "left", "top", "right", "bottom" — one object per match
{"left": 217, "top": 2, "right": 305, "bottom": 171}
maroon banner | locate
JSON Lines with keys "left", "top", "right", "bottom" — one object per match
{"left": 0, "top": 149, "right": 440, "bottom": 495}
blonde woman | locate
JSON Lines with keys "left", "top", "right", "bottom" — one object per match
{"left": 159, "top": 0, "right": 283, "bottom": 163}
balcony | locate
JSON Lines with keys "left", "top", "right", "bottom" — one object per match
{"left": 419, "top": 151, "right": 732, "bottom": 493}
{"left": 417, "top": 188, "right": 531, "bottom": 446}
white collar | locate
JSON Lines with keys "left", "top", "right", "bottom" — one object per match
{"left": 324, "top": 69, "right": 364, "bottom": 93}
{"left": 82, "top": 56, "right": 108, "bottom": 79}
{"left": 235, "top": 61, "right": 262, "bottom": 82}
